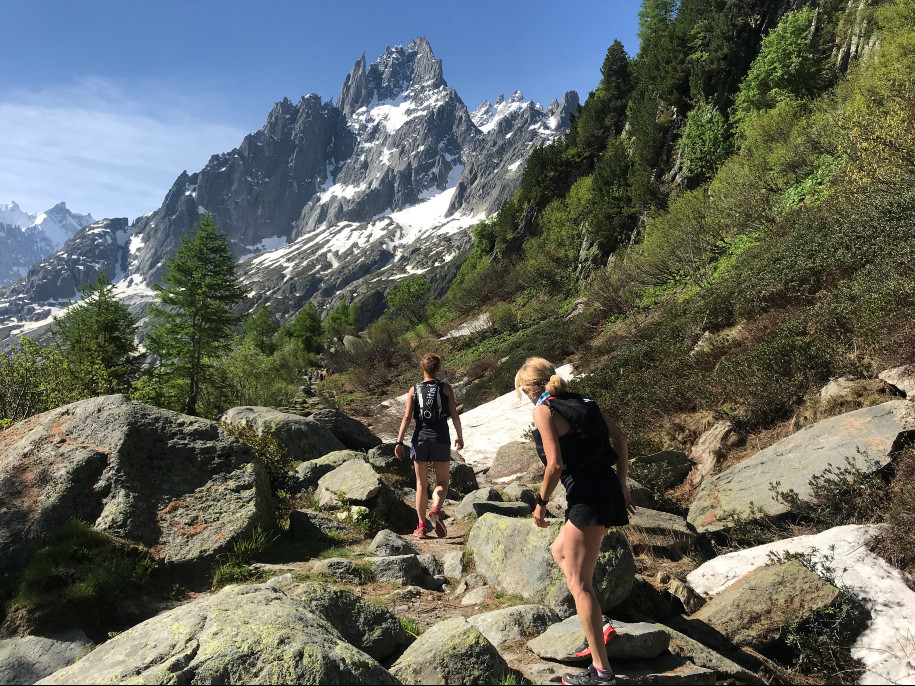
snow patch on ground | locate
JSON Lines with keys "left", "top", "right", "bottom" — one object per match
{"left": 688, "top": 525, "right": 915, "bottom": 685}
{"left": 441, "top": 313, "right": 492, "bottom": 340}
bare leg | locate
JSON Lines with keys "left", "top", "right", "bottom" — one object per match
{"left": 414, "top": 461, "right": 429, "bottom": 523}
{"left": 431, "top": 461, "right": 450, "bottom": 510}
{"left": 560, "top": 521, "right": 610, "bottom": 671}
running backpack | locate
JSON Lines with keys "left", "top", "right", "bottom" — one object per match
{"left": 414, "top": 380, "right": 449, "bottom": 423}
{"left": 544, "top": 393, "right": 619, "bottom": 471}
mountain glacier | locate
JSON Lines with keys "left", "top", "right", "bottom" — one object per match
{"left": 0, "top": 38, "right": 576, "bottom": 344}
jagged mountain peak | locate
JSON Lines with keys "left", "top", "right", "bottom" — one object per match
{"left": 337, "top": 36, "right": 446, "bottom": 119}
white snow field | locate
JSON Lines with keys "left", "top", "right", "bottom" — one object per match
{"left": 687, "top": 525, "right": 915, "bottom": 685}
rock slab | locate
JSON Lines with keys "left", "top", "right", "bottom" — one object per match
{"left": 0, "top": 395, "right": 274, "bottom": 595}
{"left": 316, "top": 458, "right": 383, "bottom": 508}
{"left": 219, "top": 405, "right": 345, "bottom": 462}
{"left": 467, "top": 514, "right": 635, "bottom": 618}
{"left": 688, "top": 401, "right": 915, "bottom": 532}
{"left": 468, "top": 604, "right": 558, "bottom": 647}
{"left": 309, "top": 409, "right": 381, "bottom": 451}
{"left": 0, "top": 630, "right": 91, "bottom": 686}
{"left": 527, "top": 616, "right": 670, "bottom": 662}
{"left": 38, "top": 580, "right": 395, "bottom": 684}
{"left": 390, "top": 616, "right": 509, "bottom": 685}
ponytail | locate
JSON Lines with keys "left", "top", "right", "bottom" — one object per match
{"left": 545, "top": 374, "right": 567, "bottom": 395}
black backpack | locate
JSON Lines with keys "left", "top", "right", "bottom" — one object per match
{"left": 413, "top": 380, "right": 449, "bottom": 423}
{"left": 544, "top": 393, "right": 618, "bottom": 471}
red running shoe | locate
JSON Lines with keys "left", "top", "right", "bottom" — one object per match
{"left": 413, "top": 522, "right": 431, "bottom": 539}
{"left": 428, "top": 506, "right": 447, "bottom": 538}
{"left": 573, "top": 616, "right": 617, "bottom": 658}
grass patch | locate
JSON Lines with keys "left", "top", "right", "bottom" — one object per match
{"left": 399, "top": 617, "right": 424, "bottom": 636}
{"left": 211, "top": 528, "right": 277, "bottom": 589}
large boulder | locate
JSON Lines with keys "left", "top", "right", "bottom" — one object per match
{"left": 457, "top": 488, "right": 502, "bottom": 519}
{"left": 525, "top": 656, "right": 715, "bottom": 686}
{"left": 309, "top": 409, "right": 382, "bottom": 451}
{"left": 369, "top": 529, "right": 420, "bottom": 556}
{"left": 466, "top": 514, "right": 636, "bottom": 618}
{"left": 0, "top": 630, "right": 91, "bottom": 685}
{"left": 467, "top": 605, "right": 559, "bottom": 648}
{"left": 294, "top": 450, "right": 362, "bottom": 491}
{"left": 316, "top": 459, "right": 383, "bottom": 508}
{"left": 390, "top": 616, "right": 509, "bottom": 685}
{"left": 489, "top": 441, "right": 539, "bottom": 479}
{"left": 527, "top": 616, "right": 670, "bottom": 662}
{"left": 880, "top": 365, "right": 915, "bottom": 397}
{"left": 38, "top": 580, "right": 395, "bottom": 684}
{"left": 688, "top": 401, "right": 915, "bottom": 532}
{"left": 686, "top": 421, "right": 732, "bottom": 490}
{"left": 626, "top": 507, "right": 697, "bottom": 558}
{"left": 471, "top": 501, "right": 532, "bottom": 518}
{"left": 692, "top": 560, "right": 859, "bottom": 650}
{"left": 291, "top": 582, "right": 410, "bottom": 660}
{"left": 219, "top": 406, "right": 345, "bottom": 463}
{"left": 365, "top": 555, "right": 428, "bottom": 587}
{"left": 632, "top": 450, "right": 693, "bottom": 490}
{"left": 0, "top": 395, "right": 274, "bottom": 595}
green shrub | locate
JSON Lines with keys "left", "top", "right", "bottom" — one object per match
{"left": 219, "top": 422, "right": 292, "bottom": 497}
{"left": 399, "top": 616, "right": 424, "bottom": 636}
{"left": 875, "top": 448, "right": 915, "bottom": 582}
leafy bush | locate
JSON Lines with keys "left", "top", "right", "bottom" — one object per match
{"left": 399, "top": 617, "right": 424, "bottom": 636}
{"left": 218, "top": 422, "right": 292, "bottom": 497}
{"left": 874, "top": 448, "right": 915, "bottom": 582}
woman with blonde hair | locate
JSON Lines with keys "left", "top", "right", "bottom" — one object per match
{"left": 516, "top": 357, "right": 634, "bottom": 686}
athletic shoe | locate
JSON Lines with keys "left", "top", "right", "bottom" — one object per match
{"left": 428, "top": 506, "right": 447, "bottom": 538}
{"left": 413, "top": 522, "right": 430, "bottom": 539}
{"left": 573, "top": 616, "right": 617, "bottom": 658}
{"left": 561, "top": 664, "right": 616, "bottom": 685}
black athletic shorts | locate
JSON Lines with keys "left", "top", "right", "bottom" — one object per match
{"left": 562, "top": 468, "right": 629, "bottom": 529}
{"left": 410, "top": 441, "right": 451, "bottom": 462}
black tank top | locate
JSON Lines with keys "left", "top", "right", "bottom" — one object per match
{"left": 412, "top": 380, "right": 451, "bottom": 445}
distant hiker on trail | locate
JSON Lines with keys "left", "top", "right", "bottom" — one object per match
{"left": 516, "top": 357, "right": 634, "bottom": 686}
{"left": 395, "top": 353, "right": 464, "bottom": 540}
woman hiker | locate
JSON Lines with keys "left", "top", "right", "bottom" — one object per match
{"left": 516, "top": 357, "right": 635, "bottom": 686}
{"left": 394, "top": 353, "right": 464, "bottom": 539}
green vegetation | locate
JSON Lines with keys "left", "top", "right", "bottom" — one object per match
{"left": 386, "top": 275, "right": 433, "bottom": 329}
{"left": 8, "top": 520, "right": 156, "bottom": 637}
{"left": 146, "top": 211, "right": 247, "bottom": 416}
{"left": 212, "top": 528, "right": 276, "bottom": 588}
{"left": 399, "top": 616, "right": 424, "bottom": 637}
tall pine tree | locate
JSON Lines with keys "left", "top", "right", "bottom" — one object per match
{"left": 50, "top": 274, "right": 139, "bottom": 397}
{"left": 147, "top": 211, "right": 246, "bottom": 416}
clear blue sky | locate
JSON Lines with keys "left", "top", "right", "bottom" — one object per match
{"left": 0, "top": 0, "right": 642, "bottom": 221}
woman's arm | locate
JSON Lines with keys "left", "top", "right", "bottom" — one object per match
{"left": 394, "top": 387, "right": 415, "bottom": 459}
{"left": 444, "top": 383, "right": 464, "bottom": 451}
{"left": 604, "top": 412, "right": 635, "bottom": 514}
{"left": 533, "top": 404, "right": 563, "bottom": 528}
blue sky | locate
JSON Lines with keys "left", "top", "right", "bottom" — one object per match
{"left": 1, "top": 0, "right": 642, "bottom": 222}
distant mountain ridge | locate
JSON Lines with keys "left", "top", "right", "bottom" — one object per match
{"left": 0, "top": 37, "right": 576, "bottom": 343}
{"left": 0, "top": 202, "right": 94, "bottom": 287}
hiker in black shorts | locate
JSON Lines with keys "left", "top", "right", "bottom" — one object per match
{"left": 516, "top": 357, "right": 635, "bottom": 686}
{"left": 394, "top": 353, "right": 464, "bottom": 539}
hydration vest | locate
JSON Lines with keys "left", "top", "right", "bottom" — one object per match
{"left": 536, "top": 393, "right": 619, "bottom": 472}
{"left": 413, "top": 380, "right": 449, "bottom": 423}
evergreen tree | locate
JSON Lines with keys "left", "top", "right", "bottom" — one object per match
{"left": 590, "top": 136, "right": 636, "bottom": 249}
{"left": 242, "top": 304, "right": 279, "bottom": 355}
{"left": 386, "top": 275, "right": 432, "bottom": 328}
{"left": 276, "top": 302, "right": 323, "bottom": 353}
{"left": 574, "top": 40, "right": 634, "bottom": 158}
{"left": 323, "top": 301, "right": 359, "bottom": 343}
{"left": 147, "top": 211, "right": 246, "bottom": 416}
{"left": 50, "top": 274, "right": 139, "bottom": 397}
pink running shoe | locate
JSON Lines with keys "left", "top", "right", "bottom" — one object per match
{"left": 428, "top": 506, "right": 447, "bottom": 538}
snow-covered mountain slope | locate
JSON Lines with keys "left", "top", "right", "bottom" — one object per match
{"left": 0, "top": 37, "right": 576, "bottom": 343}
{"left": 0, "top": 202, "right": 94, "bottom": 286}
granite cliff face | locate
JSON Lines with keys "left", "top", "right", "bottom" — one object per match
{"left": 0, "top": 38, "right": 575, "bottom": 340}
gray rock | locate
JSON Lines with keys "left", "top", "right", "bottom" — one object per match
{"left": 461, "top": 586, "right": 492, "bottom": 605}
{"left": 365, "top": 443, "right": 414, "bottom": 480}
{"left": 668, "top": 579, "right": 706, "bottom": 615}
{"left": 527, "top": 616, "right": 670, "bottom": 662}
{"left": 686, "top": 421, "right": 732, "bottom": 490}
{"left": 626, "top": 508, "right": 697, "bottom": 558}
{"left": 692, "top": 561, "right": 857, "bottom": 650}
{"left": 820, "top": 376, "right": 859, "bottom": 401}
{"left": 219, "top": 405, "right": 345, "bottom": 463}
{"left": 366, "top": 555, "right": 427, "bottom": 586}
{"left": 467, "top": 514, "right": 635, "bottom": 618}
{"left": 0, "top": 395, "right": 274, "bottom": 595}
{"left": 465, "top": 573, "right": 487, "bottom": 587}
{"left": 659, "top": 624, "right": 764, "bottom": 685}
{"left": 490, "top": 441, "right": 540, "bottom": 478}
{"left": 471, "top": 500, "right": 533, "bottom": 518}
{"left": 291, "top": 582, "right": 410, "bottom": 660}
{"left": 688, "top": 401, "right": 915, "bottom": 532}
{"left": 386, "top": 586, "right": 425, "bottom": 602}
{"left": 457, "top": 488, "right": 502, "bottom": 519}
{"left": 524, "top": 656, "right": 715, "bottom": 685}
{"left": 502, "top": 482, "right": 537, "bottom": 507}
{"left": 390, "top": 616, "right": 509, "bottom": 685}
{"left": 443, "top": 550, "right": 467, "bottom": 578}
{"left": 0, "top": 630, "right": 91, "bottom": 686}
{"left": 418, "top": 553, "right": 443, "bottom": 577}
{"left": 880, "top": 365, "right": 915, "bottom": 397}
{"left": 38, "top": 580, "right": 395, "bottom": 685}
{"left": 627, "top": 478, "right": 660, "bottom": 509}
{"left": 369, "top": 529, "right": 420, "bottom": 556}
{"left": 311, "top": 558, "right": 364, "bottom": 584}
{"left": 468, "top": 605, "right": 559, "bottom": 647}
{"left": 309, "top": 409, "right": 381, "bottom": 451}
{"left": 295, "top": 450, "right": 363, "bottom": 491}
{"left": 446, "top": 462, "right": 479, "bottom": 497}
{"left": 633, "top": 450, "right": 693, "bottom": 489}
{"left": 317, "top": 459, "right": 383, "bottom": 508}
{"left": 288, "top": 509, "right": 350, "bottom": 540}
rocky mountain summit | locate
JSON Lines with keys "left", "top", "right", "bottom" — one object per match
{"left": 0, "top": 202, "right": 94, "bottom": 288}
{"left": 0, "top": 38, "right": 576, "bottom": 342}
